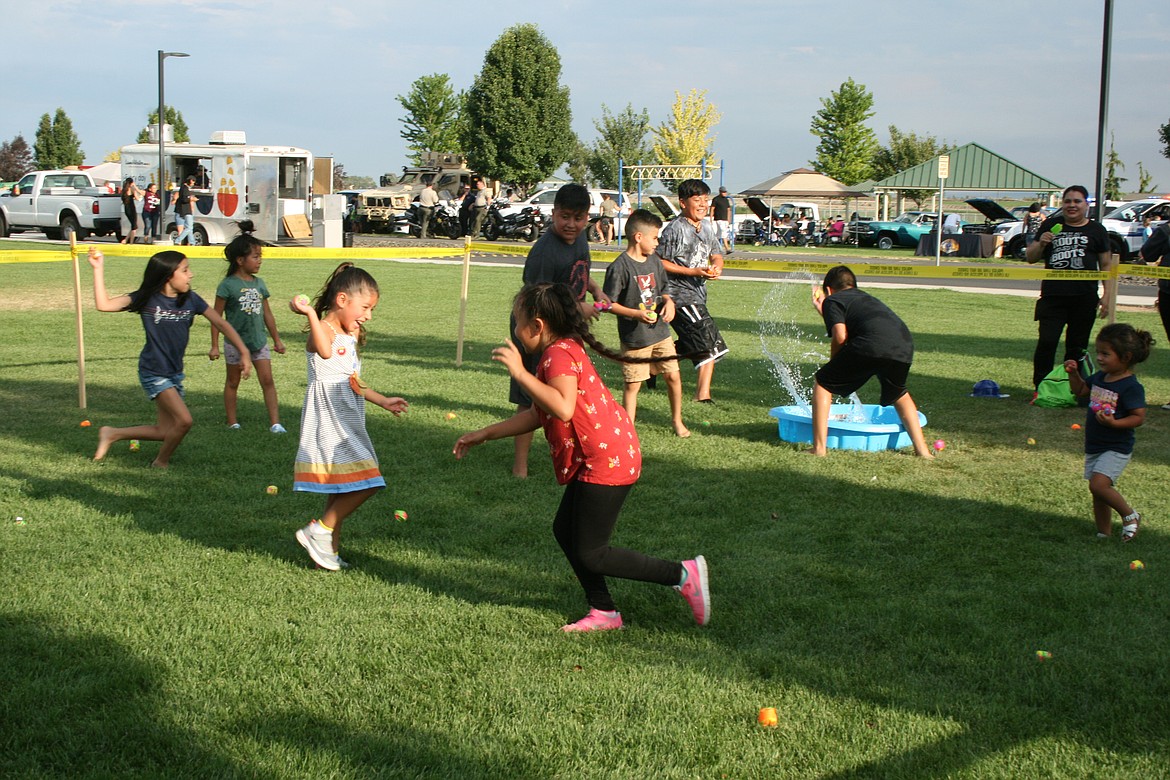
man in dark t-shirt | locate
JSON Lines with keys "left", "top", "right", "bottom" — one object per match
{"left": 1024, "top": 184, "right": 1113, "bottom": 392}
{"left": 711, "top": 186, "right": 732, "bottom": 253}
{"left": 809, "top": 265, "right": 932, "bottom": 458}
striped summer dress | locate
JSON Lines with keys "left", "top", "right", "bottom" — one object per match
{"left": 293, "top": 329, "right": 386, "bottom": 494}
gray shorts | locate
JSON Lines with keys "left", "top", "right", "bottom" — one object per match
{"left": 1084, "top": 450, "right": 1131, "bottom": 483}
{"left": 224, "top": 342, "right": 271, "bottom": 365}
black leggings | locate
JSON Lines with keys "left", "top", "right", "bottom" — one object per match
{"left": 1032, "top": 294, "right": 1099, "bottom": 388}
{"left": 552, "top": 480, "right": 682, "bottom": 612}
{"left": 1160, "top": 289, "right": 1170, "bottom": 345}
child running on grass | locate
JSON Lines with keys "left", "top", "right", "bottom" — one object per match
{"left": 209, "top": 222, "right": 287, "bottom": 433}
{"left": 453, "top": 282, "right": 710, "bottom": 632}
{"left": 290, "top": 263, "right": 408, "bottom": 571}
{"left": 88, "top": 247, "right": 253, "bottom": 467}
{"left": 1064, "top": 323, "right": 1152, "bottom": 542}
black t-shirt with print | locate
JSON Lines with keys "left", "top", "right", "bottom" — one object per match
{"left": 1036, "top": 216, "right": 1109, "bottom": 297}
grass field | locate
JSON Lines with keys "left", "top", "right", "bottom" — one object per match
{"left": 1, "top": 250, "right": 1168, "bottom": 778}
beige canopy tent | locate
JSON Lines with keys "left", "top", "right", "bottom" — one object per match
{"left": 738, "top": 168, "right": 868, "bottom": 228}
{"left": 740, "top": 167, "right": 867, "bottom": 199}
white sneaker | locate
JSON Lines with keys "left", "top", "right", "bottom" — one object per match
{"left": 270, "top": 423, "right": 287, "bottom": 434}
{"left": 296, "top": 521, "right": 340, "bottom": 571}
{"left": 228, "top": 423, "right": 241, "bottom": 430}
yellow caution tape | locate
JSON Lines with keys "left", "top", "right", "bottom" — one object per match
{"left": 721, "top": 257, "right": 1111, "bottom": 281}
{"left": 0, "top": 243, "right": 1156, "bottom": 283}
{"left": 0, "top": 251, "right": 73, "bottom": 264}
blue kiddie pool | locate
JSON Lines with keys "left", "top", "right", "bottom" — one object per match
{"left": 769, "top": 404, "right": 927, "bottom": 451}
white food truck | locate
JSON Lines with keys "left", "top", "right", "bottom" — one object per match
{"left": 119, "top": 131, "right": 314, "bottom": 244}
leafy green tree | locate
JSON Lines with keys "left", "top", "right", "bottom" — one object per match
{"left": 136, "top": 106, "right": 190, "bottom": 144}
{"left": 397, "top": 73, "right": 464, "bottom": 165}
{"left": 1159, "top": 119, "right": 1170, "bottom": 162}
{"left": 342, "top": 174, "right": 376, "bottom": 190}
{"left": 566, "top": 137, "right": 592, "bottom": 187}
{"left": 1136, "top": 162, "right": 1157, "bottom": 194}
{"left": 462, "top": 24, "right": 573, "bottom": 192}
{"left": 587, "top": 103, "right": 652, "bottom": 189}
{"left": 33, "top": 108, "right": 84, "bottom": 170}
{"left": 809, "top": 78, "right": 878, "bottom": 186}
{"left": 651, "top": 89, "right": 721, "bottom": 189}
{"left": 0, "top": 134, "right": 36, "bottom": 180}
{"left": 1103, "top": 133, "right": 1127, "bottom": 202}
{"left": 871, "top": 126, "right": 950, "bottom": 207}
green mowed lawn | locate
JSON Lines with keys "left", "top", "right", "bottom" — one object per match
{"left": 1, "top": 253, "right": 1167, "bottom": 778}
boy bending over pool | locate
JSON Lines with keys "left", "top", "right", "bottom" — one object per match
{"left": 809, "top": 265, "right": 932, "bottom": 458}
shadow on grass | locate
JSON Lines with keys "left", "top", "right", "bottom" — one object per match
{"left": 0, "top": 613, "right": 244, "bottom": 777}
{"left": 2, "top": 373, "right": 1168, "bottom": 775}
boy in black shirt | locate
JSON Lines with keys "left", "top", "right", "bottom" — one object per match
{"left": 809, "top": 265, "right": 932, "bottom": 458}
{"left": 603, "top": 209, "right": 688, "bottom": 437}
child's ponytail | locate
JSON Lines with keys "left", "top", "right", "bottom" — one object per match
{"left": 514, "top": 283, "right": 700, "bottom": 365}
{"left": 223, "top": 220, "right": 265, "bottom": 277}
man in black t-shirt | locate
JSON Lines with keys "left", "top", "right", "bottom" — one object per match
{"left": 711, "top": 186, "right": 732, "bottom": 253}
{"left": 1025, "top": 185, "right": 1113, "bottom": 393}
{"left": 809, "top": 265, "right": 932, "bottom": 458}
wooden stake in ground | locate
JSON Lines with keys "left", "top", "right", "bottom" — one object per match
{"left": 69, "top": 233, "right": 88, "bottom": 409}
{"left": 456, "top": 235, "right": 472, "bottom": 367}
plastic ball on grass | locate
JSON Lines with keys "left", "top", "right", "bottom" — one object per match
{"left": 1129, "top": 560, "right": 1145, "bottom": 571}
{"left": 1071, "top": 423, "right": 1081, "bottom": 431}
{"left": 80, "top": 420, "right": 91, "bottom": 427}
{"left": 1035, "top": 650, "right": 1052, "bottom": 661}
{"left": 932, "top": 439, "right": 946, "bottom": 452}
{"left": 266, "top": 485, "right": 279, "bottom": 495}
{"left": 757, "top": 707, "right": 778, "bottom": 727}
{"left": 394, "top": 509, "right": 408, "bottom": 522}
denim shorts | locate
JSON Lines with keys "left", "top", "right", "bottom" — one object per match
{"left": 224, "top": 342, "right": 271, "bottom": 365}
{"left": 139, "top": 371, "right": 185, "bottom": 400}
{"left": 1084, "top": 450, "right": 1131, "bottom": 483}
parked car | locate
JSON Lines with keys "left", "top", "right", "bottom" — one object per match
{"left": 858, "top": 211, "right": 941, "bottom": 250}
{"left": 986, "top": 203, "right": 1060, "bottom": 260}
{"left": 498, "top": 187, "right": 632, "bottom": 221}
{"left": 1099, "top": 198, "right": 1170, "bottom": 262}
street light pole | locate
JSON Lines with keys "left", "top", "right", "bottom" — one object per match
{"left": 157, "top": 50, "right": 189, "bottom": 240}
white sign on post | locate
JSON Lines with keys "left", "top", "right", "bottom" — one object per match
{"left": 938, "top": 155, "right": 950, "bottom": 180}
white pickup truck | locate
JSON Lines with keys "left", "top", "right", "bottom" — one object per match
{"left": 0, "top": 170, "right": 124, "bottom": 241}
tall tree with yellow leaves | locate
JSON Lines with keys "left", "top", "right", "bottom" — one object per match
{"left": 651, "top": 89, "right": 721, "bottom": 189}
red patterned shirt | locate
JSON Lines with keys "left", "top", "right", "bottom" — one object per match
{"left": 536, "top": 338, "right": 641, "bottom": 486}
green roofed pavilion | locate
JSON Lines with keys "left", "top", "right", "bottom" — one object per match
{"left": 872, "top": 142, "right": 1062, "bottom": 193}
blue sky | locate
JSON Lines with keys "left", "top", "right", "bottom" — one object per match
{"left": 7, "top": 0, "right": 1169, "bottom": 195}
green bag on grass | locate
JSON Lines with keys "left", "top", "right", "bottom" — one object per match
{"left": 1034, "top": 366, "right": 1077, "bottom": 408}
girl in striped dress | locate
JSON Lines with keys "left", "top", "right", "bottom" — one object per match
{"left": 290, "top": 263, "right": 408, "bottom": 570}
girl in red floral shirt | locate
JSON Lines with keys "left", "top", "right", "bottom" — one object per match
{"left": 454, "top": 283, "right": 710, "bottom": 632}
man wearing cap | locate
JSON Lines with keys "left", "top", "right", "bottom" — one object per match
{"left": 711, "top": 186, "right": 733, "bottom": 254}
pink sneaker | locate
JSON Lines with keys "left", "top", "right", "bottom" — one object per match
{"left": 677, "top": 556, "right": 710, "bottom": 625}
{"left": 561, "top": 608, "right": 623, "bottom": 632}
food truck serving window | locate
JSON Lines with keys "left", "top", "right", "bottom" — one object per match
{"left": 279, "top": 158, "right": 309, "bottom": 199}
{"left": 173, "top": 157, "right": 212, "bottom": 189}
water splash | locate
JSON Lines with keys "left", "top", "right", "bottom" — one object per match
{"left": 757, "top": 274, "right": 866, "bottom": 420}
